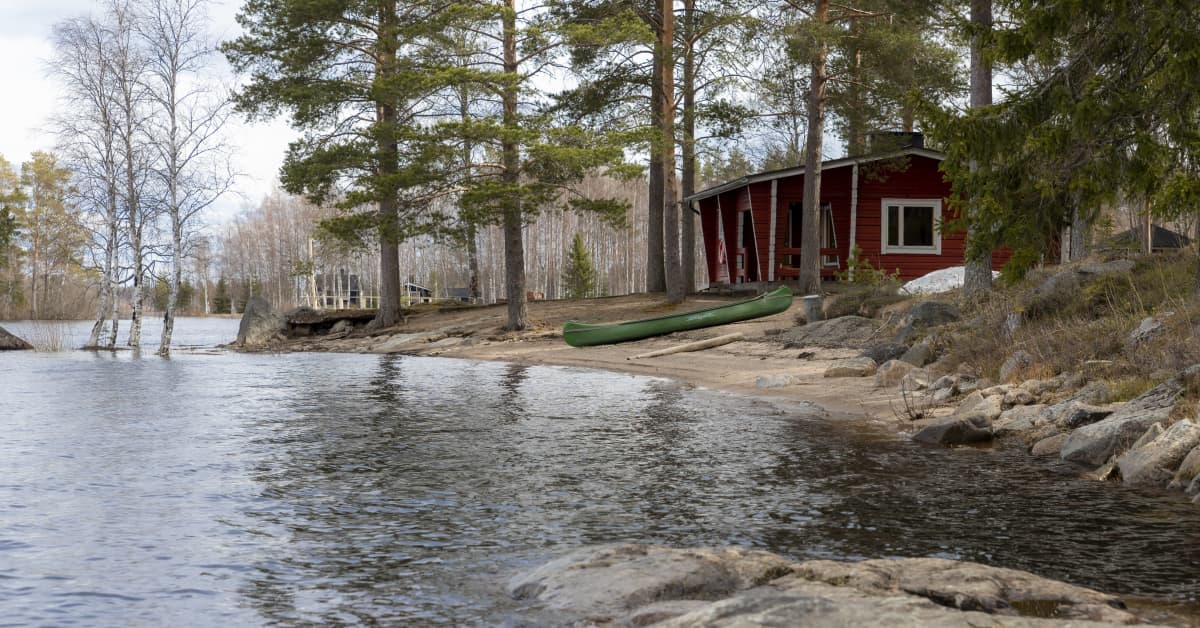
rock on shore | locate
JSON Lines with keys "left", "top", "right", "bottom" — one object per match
{"left": 0, "top": 325, "right": 32, "bottom": 350}
{"left": 510, "top": 544, "right": 1143, "bottom": 626}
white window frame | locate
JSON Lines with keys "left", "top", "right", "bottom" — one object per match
{"left": 881, "top": 198, "right": 942, "bottom": 255}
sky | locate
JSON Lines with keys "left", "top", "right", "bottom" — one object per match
{"left": 0, "top": 0, "right": 296, "bottom": 226}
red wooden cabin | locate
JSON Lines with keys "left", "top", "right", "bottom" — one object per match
{"left": 689, "top": 146, "right": 1010, "bottom": 286}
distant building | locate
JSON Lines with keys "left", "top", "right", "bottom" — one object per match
{"left": 404, "top": 283, "right": 433, "bottom": 304}
{"left": 445, "top": 287, "right": 475, "bottom": 303}
{"left": 1109, "top": 225, "right": 1191, "bottom": 253}
{"left": 316, "top": 269, "right": 360, "bottom": 308}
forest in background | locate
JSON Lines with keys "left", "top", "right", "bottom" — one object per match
{"left": 2, "top": 0, "right": 1199, "bottom": 340}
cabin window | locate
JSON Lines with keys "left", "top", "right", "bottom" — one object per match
{"left": 881, "top": 198, "right": 941, "bottom": 254}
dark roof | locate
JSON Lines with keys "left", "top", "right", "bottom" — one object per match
{"left": 1111, "top": 225, "right": 1191, "bottom": 249}
{"left": 685, "top": 147, "right": 947, "bottom": 203}
{"left": 446, "top": 287, "right": 472, "bottom": 298}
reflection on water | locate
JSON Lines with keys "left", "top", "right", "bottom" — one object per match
{"left": 2, "top": 331, "right": 1199, "bottom": 625}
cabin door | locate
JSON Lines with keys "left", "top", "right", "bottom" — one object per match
{"left": 739, "top": 209, "right": 759, "bottom": 282}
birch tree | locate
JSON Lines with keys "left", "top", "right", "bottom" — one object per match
{"left": 50, "top": 15, "right": 125, "bottom": 348}
{"left": 139, "top": 0, "right": 235, "bottom": 355}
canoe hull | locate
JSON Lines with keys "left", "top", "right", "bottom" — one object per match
{"left": 562, "top": 286, "right": 794, "bottom": 347}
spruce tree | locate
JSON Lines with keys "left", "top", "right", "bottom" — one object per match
{"left": 562, "top": 233, "right": 598, "bottom": 299}
{"left": 930, "top": 1, "right": 1200, "bottom": 284}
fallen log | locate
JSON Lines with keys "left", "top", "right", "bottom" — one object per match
{"left": 627, "top": 332, "right": 744, "bottom": 360}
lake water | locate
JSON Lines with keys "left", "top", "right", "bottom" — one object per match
{"left": 1, "top": 318, "right": 1199, "bottom": 625}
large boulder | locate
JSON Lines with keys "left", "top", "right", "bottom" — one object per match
{"left": 875, "top": 359, "right": 915, "bottom": 388}
{"left": 786, "top": 557, "right": 1136, "bottom": 624}
{"left": 861, "top": 341, "right": 909, "bottom": 364}
{"left": 1052, "top": 402, "right": 1116, "bottom": 430}
{"left": 0, "top": 325, "right": 33, "bottom": 351}
{"left": 900, "top": 341, "right": 935, "bottom": 367}
{"left": 1171, "top": 445, "right": 1200, "bottom": 490}
{"left": 782, "top": 315, "right": 880, "bottom": 348}
{"left": 824, "top": 357, "right": 878, "bottom": 378}
{"left": 514, "top": 546, "right": 1140, "bottom": 627}
{"left": 992, "top": 404, "right": 1050, "bottom": 438}
{"left": 998, "top": 350, "right": 1034, "bottom": 383}
{"left": 954, "top": 390, "right": 1004, "bottom": 423}
{"left": 236, "top": 296, "right": 287, "bottom": 347}
{"left": 507, "top": 544, "right": 792, "bottom": 623}
{"left": 1030, "top": 433, "right": 1070, "bottom": 457}
{"left": 1128, "top": 313, "right": 1172, "bottom": 346}
{"left": 1077, "top": 259, "right": 1136, "bottom": 276}
{"left": 895, "top": 301, "right": 960, "bottom": 343}
{"left": 1023, "top": 270, "right": 1081, "bottom": 320}
{"left": 1117, "top": 419, "right": 1200, "bottom": 488}
{"left": 1060, "top": 367, "right": 1198, "bottom": 467}
{"left": 913, "top": 415, "right": 992, "bottom": 446}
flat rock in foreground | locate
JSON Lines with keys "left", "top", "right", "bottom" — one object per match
{"left": 0, "top": 325, "right": 32, "bottom": 350}
{"left": 509, "top": 544, "right": 1142, "bottom": 626}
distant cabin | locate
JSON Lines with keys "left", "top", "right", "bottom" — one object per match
{"left": 316, "top": 270, "right": 361, "bottom": 307}
{"left": 404, "top": 282, "right": 433, "bottom": 304}
{"left": 688, "top": 142, "right": 1010, "bottom": 285}
{"left": 1108, "top": 225, "right": 1192, "bottom": 253}
{"left": 445, "top": 287, "right": 475, "bottom": 303}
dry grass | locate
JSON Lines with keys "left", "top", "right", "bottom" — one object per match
{"left": 946, "top": 251, "right": 1200, "bottom": 384}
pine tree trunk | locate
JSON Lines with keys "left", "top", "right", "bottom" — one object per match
{"left": 502, "top": 0, "right": 528, "bottom": 330}
{"left": 662, "top": 0, "right": 683, "bottom": 304}
{"left": 963, "top": 0, "right": 994, "bottom": 300}
{"left": 372, "top": 0, "right": 403, "bottom": 328}
{"left": 646, "top": 44, "right": 666, "bottom": 293}
{"left": 1070, "top": 204, "right": 1089, "bottom": 261}
{"left": 797, "top": 0, "right": 829, "bottom": 295}
{"left": 680, "top": 0, "right": 696, "bottom": 293}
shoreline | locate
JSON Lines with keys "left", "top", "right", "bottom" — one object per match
{"left": 277, "top": 300, "right": 907, "bottom": 428}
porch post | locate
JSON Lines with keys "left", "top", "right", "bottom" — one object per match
{"left": 848, "top": 162, "right": 860, "bottom": 281}
{"left": 768, "top": 179, "right": 778, "bottom": 282}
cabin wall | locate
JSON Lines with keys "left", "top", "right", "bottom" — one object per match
{"left": 698, "top": 155, "right": 1013, "bottom": 285}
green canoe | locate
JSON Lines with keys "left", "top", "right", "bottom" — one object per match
{"left": 562, "top": 286, "right": 794, "bottom": 347}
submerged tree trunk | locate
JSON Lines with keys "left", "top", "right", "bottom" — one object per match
{"left": 502, "top": 0, "right": 527, "bottom": 330}
{"left": 963, "top": 0, "right": 994, "bottom": 300}
{"left": 797, "top": 0, "right": 829, "bottom": 295}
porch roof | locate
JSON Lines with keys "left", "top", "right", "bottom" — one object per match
{"left": 684, "top": 147, "right": 946, "bottom": 204}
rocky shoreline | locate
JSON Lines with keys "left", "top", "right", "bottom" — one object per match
{"left": 509, "top": 544, "right": 1169, "bottom": 626}
{"left": 228, "top": 283, "right": 1200, "bottom": 625}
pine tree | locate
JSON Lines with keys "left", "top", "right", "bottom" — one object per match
{"left": 562, "top": 233, "right": 598, "bottom": 299}
{"left": 223, "top": 0, "right": 459, "bottom": 329}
